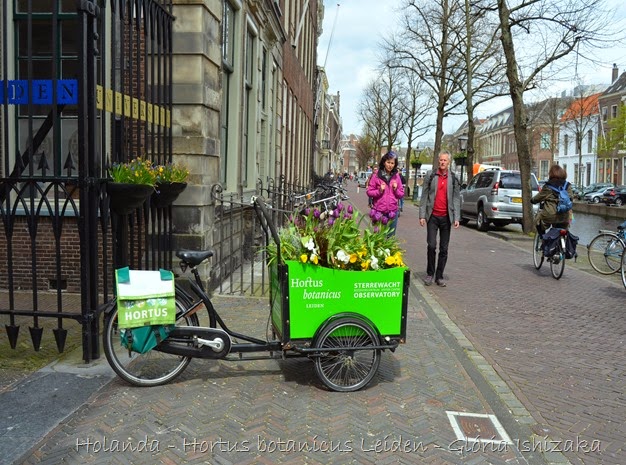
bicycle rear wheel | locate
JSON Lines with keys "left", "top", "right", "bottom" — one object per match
{"left": 621, "top": 250, "right": 626, "bottom": 290}
{"left": 587, "top": 233, "right": 624, "bottom": 274}
{"left": 103, "top": 298, "right": 199, "bottom": 387}
{"left": 550, "top": 250, "right": 565, "bottom": 279}
{"left": 313, "top": 317, "right": 381, "bottom": 392}
{"left": 532, "top": 233, "right": 544, "bottom": 270}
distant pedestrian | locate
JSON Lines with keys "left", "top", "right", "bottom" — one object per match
{"left": 367, "top": 151, "right": 404, "bottom": 236}
{"left": 418, "top": 151, "right": 461, "bottom": 287}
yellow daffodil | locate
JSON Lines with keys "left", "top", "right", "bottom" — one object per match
{"left": 300, "top": 254, "right": 308, "bottom": 263}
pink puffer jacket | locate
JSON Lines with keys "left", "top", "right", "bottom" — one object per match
{"left": 366, "top": 170, "right": 404, "bottom": 213}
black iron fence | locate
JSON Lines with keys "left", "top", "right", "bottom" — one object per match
{"left": 211, "top": 176, "right": 310, "bottom": 296}
{"left": 0, "top": 0, "right": 175, "bottom": 362}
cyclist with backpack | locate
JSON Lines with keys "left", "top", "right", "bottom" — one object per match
{"left": 531, "top": 164, "right": 573, "bottom": 236}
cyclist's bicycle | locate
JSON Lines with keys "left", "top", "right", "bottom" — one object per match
{"left": 587, "top": 221, "right": 626, "bottom": 275}
{"left": 533, "top": 227, "right": 569, "bottom": 279}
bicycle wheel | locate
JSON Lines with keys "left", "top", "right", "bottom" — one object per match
{"left": 103, "top": 297, "right": 199, "bottom": 387}
{"left": 313, "top": 317, "right": 381, "bottom": 392}
{"left": 550, "top": 249, "right": 565, "bottom": 279}
{"left": 621, "top": 249, "right": 626, "bottom": 290}
{"left": 587, "top": 233, "right": 624, "bottom": 274}
{"left": 532, "top": 233, "right": 544, "bottom": 270}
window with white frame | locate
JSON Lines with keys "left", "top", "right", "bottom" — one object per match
{"left": 563, "top": 134, "right": 569, "bottom": 156}
{"left": 587, "top": 129, "right": 593, "bottom": 154}
{"left": 540, "top": 133, "right": 550, "bottom": 150}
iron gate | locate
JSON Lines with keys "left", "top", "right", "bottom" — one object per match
{"left": 0, "top": 0, "right": 174, "bottom": 362}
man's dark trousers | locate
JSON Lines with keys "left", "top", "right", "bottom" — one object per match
{"left": 426, "top": 214, "right": 451, "bottom": 280}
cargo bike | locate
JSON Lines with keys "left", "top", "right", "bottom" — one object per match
{"left": 103, "top": 197, "right": 409, "bottom": 392}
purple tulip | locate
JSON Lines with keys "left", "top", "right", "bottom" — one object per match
{"left": 328, "top": 217, "right": 335, "bottom": 226}
{"left": 337, "top": 202, "right": 344, "bottom": 212}
{"left": 373, "top": 226, "right": 380, "bottom": 233}
{"left": 347, "top": 205, "right": 353, "bottom": 214}
{"left": 381, "top": 216, "right": 389, "bottom": 225}
{"left": 314, "top": 208, "right": 321, "bottom": 218}
{"left": 304, "top": 208, "right": 310, "bottom": 216}
{"left": 374, "top": 211, "right": 383, "bottom": 222}
{"left": 388, "top": 211, "right": 396, "bottom": 219}
{"left": 345, "top": 213, "right": 352, "bottom": 220}
{"left": 370, "top": 209, "right": 376, "bottom": 218}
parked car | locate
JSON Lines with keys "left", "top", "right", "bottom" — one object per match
{"left": 460, "top": 168, "right": 539, "bottom": 231}
{"left": 578, "top": 182, "right": 614, "bottom": 200}
{"left": 601, "top": 185, "right": 626, "bottom": 206}
{"left": 584, "top": 186, "right": 614, "bottom": 203}
{"left": 356, "top": 171, "right": 371, "bottom": 188}
{"left": 569, "top": 183, "right": 582, "bottom": 199}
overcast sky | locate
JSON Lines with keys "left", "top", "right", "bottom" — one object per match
{"left": 317, "top": 0, "right": 626, "bottom": 142}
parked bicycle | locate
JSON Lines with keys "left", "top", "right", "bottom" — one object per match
{"left": 622, "top": 248, "right": 626, "bottom": 290}
{"left": 587, "top": 221, "right": 626, "bottom": 275}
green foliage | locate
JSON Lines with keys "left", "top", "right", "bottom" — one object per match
{"left": 267, "top": 204, "right": 405, "bottom": 271}
{"left": 155, "top": 163, "right": 189, "bottom": 183}
{"left": 597, "top": 103, "right": 626, "bottom": 157}
{"left": 109, "top": 158, "right": 190, "bottom": 186}
{"left": 109, "top": 158, "right": 156, "bottom": 186}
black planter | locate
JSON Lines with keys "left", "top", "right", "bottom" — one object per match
{"left": 455, "top": 157, "right": 467, "bottom": 167}
{"left": 107, "top": 183, "right": 153, "bottom": 215}
{"left": 411, "top": 162, "right": 422, "bottom": 170}
{"left": 151, "top": 182, "right": 187, "bottom": 208}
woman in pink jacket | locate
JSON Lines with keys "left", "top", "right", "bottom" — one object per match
{"left": 366, "top": 151, "right": 405, "bottom": 235}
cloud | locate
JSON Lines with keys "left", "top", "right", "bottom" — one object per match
{"left": 318, "top": 0, "right": 626, "bottom": 139}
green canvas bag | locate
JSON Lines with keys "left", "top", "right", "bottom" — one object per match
{"left": 115, "top": 267, "right": 176, "bottom": 353}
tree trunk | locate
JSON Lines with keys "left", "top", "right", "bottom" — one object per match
{"left": 498, "top": 0, "right": 534, "bottom": 234}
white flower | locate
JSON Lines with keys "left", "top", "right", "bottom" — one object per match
{"left": 336, "top": 249, "right": 350, "bottom": 264}
{"left": 370, "top": 255, "right": 379, "bottom": 270}
{"left": 305, "top": 237, "right": 316, "bottom": 251}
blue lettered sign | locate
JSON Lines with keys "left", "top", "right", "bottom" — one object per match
{"left": 0, "top": 79, "right": 78, "bottom": 105}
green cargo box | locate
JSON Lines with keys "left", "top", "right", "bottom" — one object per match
{"left": 271, "top": 260, "right": 409, "bottom": 347}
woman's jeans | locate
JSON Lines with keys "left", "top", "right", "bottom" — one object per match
{"left": 426, "top": 214, "right": 451, "bottom": 280}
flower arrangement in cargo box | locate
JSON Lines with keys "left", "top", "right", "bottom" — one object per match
{"left": 267, "top": 202, "right": 405, "bottom": 271}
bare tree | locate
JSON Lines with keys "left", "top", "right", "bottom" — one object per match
{"left": 354, "top": 133, "right": 378, "bottom": 170}
{"left": 457, "top": 0, "right": 508, "bottom": 175}
{"left": 483, "top": 0, "right": 617, "bottom": 233}
{"left": 358, "top": 79, "right": 386, "bottom": 154}
{"left": 399, "top": 72, "right": 433, "bottom": 178}
{"left": 385, "top": 0, "right": 466, "bottom": 162}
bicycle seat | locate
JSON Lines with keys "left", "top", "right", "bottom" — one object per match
{"left": 176, "top": 249, "right": 215, "bottom": 266}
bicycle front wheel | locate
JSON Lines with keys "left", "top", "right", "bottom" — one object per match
{"left": 621, "top": 249, "right": 626, "bottom": 289}
{"left": 103, "top": 298, "right": 199, "bottom": 387}
{"left": 532, "top": 233, "right": 544, "bottom": 270}
{"left": 587, "top": 233, "right": 624, "bottom": 274}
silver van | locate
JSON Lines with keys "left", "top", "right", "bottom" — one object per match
{"left": 460, "top": 169, "right": 539, "bottom": 231}
{"left": 357, "top": 171, "right": 371, "bottom": 188}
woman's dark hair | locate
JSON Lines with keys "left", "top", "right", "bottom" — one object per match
{"left": 548, "top": 164, "right": 567, "bottom": 180}
{"left": 378, "top": 151, "right": 398, "bottom": 171}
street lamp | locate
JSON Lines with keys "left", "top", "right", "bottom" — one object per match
{"left": 457, "top": 135, "right": 468, "bottom": 184}
{"left": 412, "top": 146, "right": 420, "bottom": 201}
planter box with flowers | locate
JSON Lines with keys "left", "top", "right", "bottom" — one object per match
{"left": 108, "top": 158, "right": 156, "bottom": 215}
{"left": 107, "top": 158, "right": 189, "bottom": 214}
{"left": 267, "top": 202, "right": 409, "bottom": 342}
{"left": 152, "top": 163, "right": 189, "bottom": 208}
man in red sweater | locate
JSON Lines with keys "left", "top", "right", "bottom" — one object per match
{"left": 418, "top": 151, "right": 461, "bottom": 287}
